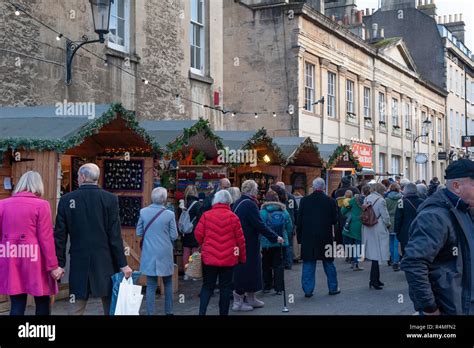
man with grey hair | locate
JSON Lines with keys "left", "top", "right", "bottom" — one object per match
{"left": 402, "top": 159, "right": 474, "bottom": 315}
{"left": 55, "top": 163, "right": 132, "bottom": 315}
{"left": 416, "top": 184, "right": 428, "bottom": 200}
{"left": 297, "top": 178, "right": 340, "bottom": 298}
{"left": 200, "top": 178, "right": 232, "bottom": 216}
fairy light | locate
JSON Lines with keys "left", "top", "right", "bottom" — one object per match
{"left": 7, "top": 1, "right": 298, "bottom": 120}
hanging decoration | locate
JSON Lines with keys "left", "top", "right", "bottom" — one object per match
{"left": 243, "top": 128, "right": 286, "bottom": 164}
{"left": 0, "top": 103, "right": 162, "bottom": 154}
{"left": 325, "top": 144, "right": 362, "bottom": 171}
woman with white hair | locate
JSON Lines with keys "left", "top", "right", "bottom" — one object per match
{"left": 226, "top": 187, "right": 242, "bottom": 209}
{"left": 0, "top": 171, "right": 63, "bottom": 315}
{"left": 231, "top": 180, "right": 283, "bottom": 311}
{"left": 136, "top": 187, "right": 178, "bottom": 315}
{"left": 195, "top": 190, "right": 246, "bottom": 315}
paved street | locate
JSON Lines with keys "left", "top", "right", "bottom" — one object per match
{"left": 7, "top": 258, "right": 414, "bottom": 316}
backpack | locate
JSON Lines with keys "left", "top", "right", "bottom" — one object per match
{"left": 360, "top": 197, "right": 381, "bottom": 227}
{"left": 178, "top": 201, "right": 199, "bottom": 234}
{"left": 265, "top": 210, "right": 286, "bottom": 238}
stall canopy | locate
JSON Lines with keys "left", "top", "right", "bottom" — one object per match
{"left": 216, "top": 131, "right": 256, "bottom": 152}
{"left": 242, "top": 128, "right": 286, "bottom": 165}
{"left": 0, "top": 103, "right": 161, "bottom": 156}
{"left": 318, "top": 144, "right": 362, "bottom": 171}
{"left": 276, "top": 137, "right": 324, "bottom": 167}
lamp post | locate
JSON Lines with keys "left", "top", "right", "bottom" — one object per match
{"left": 313, "top": 96, "right": 325, "bottom": 144}
{"left": 413, "top": 118, "right": 432, "bottom": 180}
{"left": 65, "top": 0, "right": 113, "bottom": 85}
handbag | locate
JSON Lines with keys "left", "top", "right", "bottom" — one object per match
{"left": 185, "top": 248, "right": 203, "bottom": 279}
{"left": 140, "top": 208, "right": 166, "bottom": 249}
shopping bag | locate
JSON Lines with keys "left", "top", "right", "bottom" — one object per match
{"left": 110, "top": 271, "right": 142, "bottom": 315}
{"left": 184, "top": 250, "right": 202, "bottom": 279}
{"left": 114, "top": 277, "right": 143, "bottom": 316}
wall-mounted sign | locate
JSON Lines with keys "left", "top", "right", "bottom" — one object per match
{"left": 415, "top": 153, "right": 428, "bottom": 164}
{"left": 438, "top": 152, "right": 448, "bottom": 161}
{"left": 462, "top": 136, "right": 474, "bottom": 148}
{"left": 351, "top": 143, "right": 373, "bottom": 168}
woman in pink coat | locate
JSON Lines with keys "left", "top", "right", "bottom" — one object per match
{"left": 0, "top": 171, "right": 64, "bottom": 315}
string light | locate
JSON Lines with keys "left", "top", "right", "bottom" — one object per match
{"left": 6, "top": 1, "right": 296, "bottom": 120}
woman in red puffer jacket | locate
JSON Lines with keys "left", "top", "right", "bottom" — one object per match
{"left": 195, "top": 190, "right": 246, "bottom": 316}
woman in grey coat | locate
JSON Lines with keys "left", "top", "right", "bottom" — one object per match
{"left": 362, "top": 183, "right": 391, "bottom": 290}
{"left": 136, "top": 187, "right": 178, "bottom": 315}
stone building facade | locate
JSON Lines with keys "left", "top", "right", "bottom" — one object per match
{"left": 0, "top": 0, "right": 224, "bottom": 128}
{"left": 223, "top": 0, "right": 447, "bottom": 181}
{"left": 363, "top": 0, "right": 474, "bottom": 159}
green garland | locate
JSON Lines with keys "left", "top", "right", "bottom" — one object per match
{"left": 325, "top": 144, "right": 362, "bottom": 171}
{"left": 166, "top": 118, "right": 224, "bottom": 154}
{"left": 0, "top": 103, "right": 162, "bottom": 154}
{"left": 243, "top": 128, "right": 286, "bottom": 164}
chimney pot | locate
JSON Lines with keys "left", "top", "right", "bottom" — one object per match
{"left": 418, "top": 0, "right": 422, "bottom": 6}
{"left": 372, "top": 23, "right": 378, "bottom": 39}
{"left": 357, "top": 11, "right": 363, "bottom": 23}
{"left": 459, "top": 13, "right": 463, "bottom": 21}
{"left": 443, "top": 15, "right": 447, "bottom": 23}
{"left": 372, "top": 8, "right": 375, "bottom": 15}
{"left": 449, "top": 14, "right": 452, "bottom": 22}
{"left": 366, "top": 8, "right": 370, "bottom": 16}
{"left": 454, "top": 14, "right": 458, "bottom": 22}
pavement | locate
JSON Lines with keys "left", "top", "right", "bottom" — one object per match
{"left": 5, "top": 258, "right": 415, "bottom": 316}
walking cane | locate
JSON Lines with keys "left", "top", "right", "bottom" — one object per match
{"left": 280, "top": 244, "right": 289, "bottom": 313}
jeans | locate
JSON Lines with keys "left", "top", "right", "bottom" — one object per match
{"left": 389, "top": 234, "right": 400, "bottom": 264}
{"left": 301, "top": 260, "right": 338, "bottom": 295}
{"left": 10, "top": 294, "right": 50, "bottom": 316}
{"left": 146, "top": 275, "right": 173, "bottom": 315}
{"left": 344, "top": 236, "right": 362, "bottom": 264}
{"left": 262, "top": 247, "right": 285, "bottom": 292}
{"left": 199, "top": 264, "right": 234, "bottom": 316}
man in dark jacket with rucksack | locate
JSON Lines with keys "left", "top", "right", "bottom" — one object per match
{"left": 297, "top": 178, "right": 340, "bottom": 298}
{"left": 274, "top": 182, "right": 298, "bottom": 269}
{"left": 394, "top": 183, "right": 424, "bottom": 257}
{"left": 401, "top": 160, "right": 474, "bottom": 315}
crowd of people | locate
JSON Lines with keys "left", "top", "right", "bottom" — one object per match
{"left": 0, "top": 159, "right": 473, "bottom": 316}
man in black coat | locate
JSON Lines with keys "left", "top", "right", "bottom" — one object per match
{"left": 297, "top": 178, "right": 340, "bottom": 298}
{"left": 55, "top": 163, "right": 132, "bottom": 315}
{"left": 401, "top": 160, "right": 474, "bottom": 315}
{"left": 394, "top": 183, "right": 424, "bottom": 256}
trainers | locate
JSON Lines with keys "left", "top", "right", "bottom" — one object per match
{"left": 329, "top": 288, "right": 341, "bottom": 296}
{"left": 231, "top": 291, "right": 254, "bottom": 312}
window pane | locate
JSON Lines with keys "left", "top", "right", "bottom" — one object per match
{"left": 118, "top": 0, "right": 125, "bottom": 19}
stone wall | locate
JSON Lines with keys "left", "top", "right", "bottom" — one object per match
{"left": 0, "top": 0, "right": 223, "bottom": 126}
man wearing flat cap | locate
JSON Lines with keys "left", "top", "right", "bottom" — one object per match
{"left": 402, "top": 159, "right": 474, "bottom": 315}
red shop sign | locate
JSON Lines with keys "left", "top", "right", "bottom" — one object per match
{"left": 352, "top": 143, "right": 373, "bottom": 168}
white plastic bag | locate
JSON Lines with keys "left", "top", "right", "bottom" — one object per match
{"left": 114, "top": 277, "right": 143, "bottom": 316}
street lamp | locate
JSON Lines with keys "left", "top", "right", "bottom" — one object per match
{"left": 65, "top": 0, "right": 113, "bottom": 85}
{"left": 413, "top": 118, "right": 432, "bottom": 150}
{"left": 313, "top": 96, "right": 325, "bottom": 144}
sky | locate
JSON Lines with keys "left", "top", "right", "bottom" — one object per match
{"left": 355, "top": 0, "right": 474, "bottom": 50}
